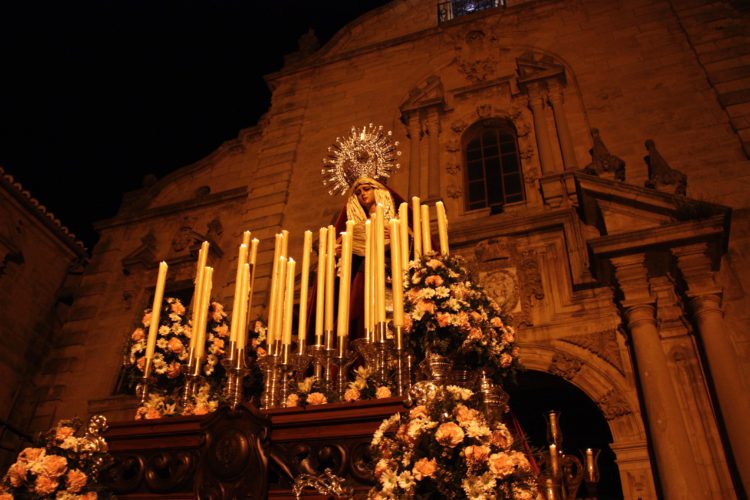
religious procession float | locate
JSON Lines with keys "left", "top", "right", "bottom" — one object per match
{"left": 1, "top": 125, "right": 603, "bottom": 499}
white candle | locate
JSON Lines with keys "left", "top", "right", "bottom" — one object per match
{"left": 364, "top": 219, "right": 372, "bottom": 341}
{"left": 229, "top": 244, "right": 248, "bottom": 345}
{"left": 267, "top": 234, "right": 282, "bottom": 352}
{"left": 411, "top": 197, "right": 422, "bottom": 260}
{"left": 194, "top": 267, "right": 213, "bottom": 361}
{"left": 274, "top": 256, "right": 287, "bottom": 351}
{"left": 247, "top": 238, "right": 259, "bottom": 319}
{"left": 281, "top": 229, "right": 289, "bottom": 259}
{"left": 315, "top": 227, "right": 327, "bottom": 346}
{"left": 398, "top": 202, "right": 409, "bottom": 269}
{"left": 436, "top": 201, "right": 449, "bottom": 256}
{"left": 421, "top": 204, "right": 432, "bottom": 254}
{"left": 237, "top": 263, "right": 250, "bottom": 354}
{"left": 389, "top": 219, "right": 404, "bottom": 332}
{"left": 375, "top": 204, "right": 386, "bottom": 324}
{"left": 325, "top": 225, "right": 336, "bottom": 345}
{"left": 189, "top": 242, "right": 209, "bottom": 354}
{"left": 241, "top": 230, "right": 251, "bottom": 248}
{"left": 336, "top": 232, "right": 350, "bottom": 339}
{"left": 282, "top": 258, "right": 296, "bottom": 346}
{"left": 297, "top": 230, "right": 312, "bottom": 354}
{"left": 145, "top": 261, "right": 168, "bottom": 361}
{"left": 586, "top": 448, "right": 595, "bottom": 482}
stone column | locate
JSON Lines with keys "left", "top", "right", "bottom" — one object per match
{"left": 673, "top": 243, "right": 750, "bottom": 496}
{"left": 407, "top": 112, "right": 422, "bottom": 200}
{"left": 527, "top": 84, "right": 556, "bottom": 175}
{"left": 612, "top": 254, "right": 709, "bottom": 500}
{"left": 426, "top": 108, "right": 440, "bottom": 200}
{"left": 548, "top": 83, "right": 577, "bottom": 170}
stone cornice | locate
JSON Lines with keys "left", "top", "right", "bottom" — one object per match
{"left": 449, "top": 207, "right": 577, "bottom": 246}
{"left": 0, "top": 166, "right": 88, "bottom": 258}
{"left": 587, "top": 215, "right": 727, "bottom": 258}
{"left": 94, "top": 187, "right": 248, "bottom": 231}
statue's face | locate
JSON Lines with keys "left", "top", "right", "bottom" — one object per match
{"left": 355, "top": 184, "right": 376, "bottom": 212}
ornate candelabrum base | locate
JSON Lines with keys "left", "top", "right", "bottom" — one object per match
{"left": 310, "top": 346, "right": 337, "bottom": 394}
{"left": 393, "top": 348, "right": 413, "bottom": 397}
{"left": 258, "top": 354, "right": 280, "bottom": 410}
{"left": 307, "top": 344, "right": 327, "bottom": 384}
{"left": 332, "top": 348, "right": 358, "bottom": 400}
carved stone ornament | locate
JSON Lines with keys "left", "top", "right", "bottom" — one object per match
{"left": 452, "top": 29, "right": 501, "bottom": 83}
{"left": 581, "top": 128, "right": 626, "bottom": 181}
{"left": 560, "top": 329, "right": 624, "bottom": 373}
{"left": 121, "top": 230, "right": 157, "bottom": 275}
{"left": 483, "top": 268, "right": 521, "bottom": 317}
{"left": 445, "top": 138, "right": 461, "bottom": 153}
{"left": 596, "top": 389, "right": 633, "bottom": 420}
{"left": 549, "top": 352, "right": 584, "bottom": 380}
{"left": 477, "top": 103, "right": 493, "bottom": 119}
{"left": 171, "top": 217, "right": 199, "bottom": 253}
{"left": 447, "top": 186, "right": 463, "bottom": 199}
{"left": 644, "top": 139, "right": 687, "bottom": 196}
{"left": 446, "top": 164, "right": 461, "bottom": 176}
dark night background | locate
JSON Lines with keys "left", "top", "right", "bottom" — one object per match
{"left": 0, "top": 0, "right": 390, "bottom": 250}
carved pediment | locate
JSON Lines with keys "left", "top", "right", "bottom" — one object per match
{"left": 400, "top": 76, "right": 445, "bottom": 114}
{"left": 122, "top": 231, "right": 157, "bottom": 275}
{"left": 516, "top": 51, "right": 565, "bottom": 86}
{"left": 575, "top": 173, "right": 730, "bottom": 238}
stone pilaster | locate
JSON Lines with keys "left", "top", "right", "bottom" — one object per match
{"left": 426, "top": 109, "right": 440, "bottom": 200}
{"left": 407, "top": 112, "right": 422, "bottom": 200}
{"left": 612, "top": 254, "right": 709, "bottom": 500}
{"left": 527, "top": 83, "right": 556, "bottom": 175}
{"left": 673, "top": 243, "right": 750, "bottom": 496}
{"left": 548, "top": 82, "right": 577, "bottom": 170}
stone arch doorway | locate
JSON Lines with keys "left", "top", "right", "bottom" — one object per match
{"left": 507, "top": 370, "right": 625, "bottom": 499}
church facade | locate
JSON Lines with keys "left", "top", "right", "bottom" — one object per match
{"left": 12, "top": 0, "right": 750, "bottom": 498}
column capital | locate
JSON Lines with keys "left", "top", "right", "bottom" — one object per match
{"left": 547, "top": 81, "right": 565, "bottom": 103}
{"left": 671, "top": 243, "right": 722, "bottom": 298}
{"left": 689, "top": 293, "right": 722, "bottom": 316}
{"left": 406, "top": 112, "right": 422, "bottom": 138}
{"left": 611, "top": 254, "right": 653, "bottom": 305}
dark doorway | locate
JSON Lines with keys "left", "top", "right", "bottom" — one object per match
{"left": 506, "top": 370, "right": 625, "bottom": 499}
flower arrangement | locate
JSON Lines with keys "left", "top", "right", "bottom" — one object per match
{"left": 0, "top": 416, "right": 113, "bottom": 500}
{"left": 125, "top": 297, "right": 238, "bottom": 418}
{"left": 368, "top": 386, "right": 537, "bottom": 499}
{"left": 403, "top": 254, "right": 521, "bottom": 384}
{"left": 343, "top": 366, "right": 393, "bottom": 402}
{"left": 283, "top": 376, "right": 336, "bottom": 408}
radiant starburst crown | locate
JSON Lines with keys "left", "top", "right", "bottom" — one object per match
{"left": 321, "top": 123, "right": 401, "bottom": 195}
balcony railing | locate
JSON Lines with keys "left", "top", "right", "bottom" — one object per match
{"left": 438, "top": 0, "right": 505, "bottom": 23}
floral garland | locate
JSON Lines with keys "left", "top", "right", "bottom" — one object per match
{"left": 368, "top": 386, "right": 537, "bottom": 499}
{"left": 403, "top": 254, "right": 521, "bottom": 384}
{"left": 343, "top": 366, "right": 393, "bottom": 402}
{"left": 0, "top": 417, "right": 113, "bottom": 500}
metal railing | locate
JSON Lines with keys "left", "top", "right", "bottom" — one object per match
{"left": 438, "top": 0, "right": 505, "bottom": 23}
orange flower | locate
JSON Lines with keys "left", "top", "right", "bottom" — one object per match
{"left": 7, "top": 462, "right": 27, "bottom": 487}
{"left": 141, "top": 312, "right": 152, "bottom": 327}
{"left": 490, "top": 317, "right": 504, "bottom": 328}
{"left": 468, "top": 327, "right": 483, "bottom": 340}
{"left": 412, "top": 457, "right": 438, "bottom": 480}
{"left": 435, "top": 422, "right": 465, "bottom": 448}
{"left": 344, "top": 388, "right": 361, "bottom": 402}
{"left": 213, "top": 324, "right": 229, "bottom": 336}
{"left": 131, "top": 328, "right": 145, "bottom": 341}
{"left": 455, "top": 404, "right": 480, "bottom": 425}
{"left": 144, "top": 408, "right": 162, "bottom": 420}
{"left": 167, "top": 337, "right": 184, "bottom": 354}
{"left": 500, "top": 353, "right": 513, "bottom": 367}
{"left": 402, "top": 314, "right": 413, "bottom": 332}
{"left": 464, "top": 444, "right": 491, "bottom": 465}
{"left": 194, "top": 404, "right": 210, "bottom": 415}
{"left": 470, "top": 311, "right": 482, "bottom": 323}
{"left": 41, "top": 454, "right": 68, "bottom": 478}
{"left": 170, "top": 301, "right": 186, "bottom": 315}
{"left": 488, "top": 452, "right": 515, "bottom": 477}
{"left": 0, "top": 493, "right": 15, "bottom": 500}
{"left": 136, "top": 357, "right": 146, "bottom": 372}
{"left": 285, "top": 394, "right": 300, "bottom": 407}
{"left": 375, "top": 386, "right": 392, "bottom": 399}
{"left": 166, "top": 361, "right": 182, "bottom": 379}
{"left": 409, "top": 405, "right": 430, "bottom": 420}
{"left": 18, "top": 447, "right": 45, "bottom": 463}
{"left": 34, "top": 475, "right": 59, "bottom": 496}
{"left": 55, "top": 426, "right": 75, "bottom": 441}
{"left": 436, "top": 312, "right": 452, "bottom": 328}
{"left": 489, "top": 427, "right": 513, "bottom": 449}
{"left": 417, "top": 300, "right": 435, "bottom": 315}
{"left": 425, "top": 275, "right": 444, "bottom": 287}
{"left": 66, "top": 469, "right": 88, "bottom": 493}
{"left": 426, "top": 259, "right": 443, "bottom": 269}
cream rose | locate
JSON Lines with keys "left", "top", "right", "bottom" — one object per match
{"left": 41, "top": 454, "right": 68, "bottom": 478}
{"left": 285, "top": 394, "right": 300, "bottom": 407}
{"left": 344, "top": 387, "right": 361, "bottom": 402}
{"left": 167, "top": 337, "right": 184, "bottom": 354}
{"left": 7, "top": 462, "right": 27, "bottom": 487}
{"left": 435, "top": 422, "right": 465, "bottom": 448}
{"left": 488, "top": 452, "right": 515, "bottom": 477}
{"left": 170, "top": 301, "right": 186, "bottom": 315}
{"left": 464, "top": 444, "right": 491, "bottom": 465}
{"left": 409, "top": 405, "right": 430, "bottom": 420}
{"left": 306, "top": 392, "right": 327, "bottom": 405}
{"left": 131, "top": 328, "right": 145, "bottom": 341}
{"left": 425, "top": 275, "right": 444, "bottom": 287}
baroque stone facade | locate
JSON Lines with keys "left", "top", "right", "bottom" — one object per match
{"left": 15, "top": 1, "right": 750, "bottom": 498}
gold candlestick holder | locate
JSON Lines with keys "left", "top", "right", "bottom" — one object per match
{"left": 258, "top": 352, "right": 280, "bottom": 410}
{"left": 582, "top": 448, "right": 601, "bottom": 499}
{"left": 227, "top": 349, "right": 251, "bottom": 411}
{"left": 290, "top": 350, "right": 312, "bottom": 384}
{"left": 307, "top": 344, "right": 327, "bottom": 383}
{"left": 221, "top": 340, "right": 239, "bottom": 400}
{"left": 179, "top": 356, "right": 204, "bottom": 414}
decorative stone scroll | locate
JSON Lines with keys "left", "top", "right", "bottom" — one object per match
{"left": 560, "top": 329, "right": 625, "bottom": 374}
{"left": 595, "top": 389, "right": 633, "bottom": 420}
{"left": 549, "top": 352, "right": 584, "bottom": 380}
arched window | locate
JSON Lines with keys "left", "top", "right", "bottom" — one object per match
{"left": 463, "top": 119, "right": 524, "bottom": 211}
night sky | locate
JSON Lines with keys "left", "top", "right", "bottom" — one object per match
{"left": 0, "top": 0, "right": 390, "bottom": 250}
